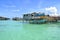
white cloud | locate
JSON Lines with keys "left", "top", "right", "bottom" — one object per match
{"left": 45, "top": 7, "right": 59, "bottom": 16}
{"left": 2, "top": 4, "right": 16, "bottom": 8}
{"left": 37, "top": 1, "right": 43, "bottom": 9}
{"left": 7, "top": 5, "right": 16, "bottom": 7}
{"left": 12, "top": 9, "right": 20, "bottom": 12}
{"left": 45, "top": 7, "right": 57, "bottom": 13}
{"left": 23, "top": 0, "right": 31, "bottom": 4}
{"left": 6, "top": 5, "right": 16, "bottom": 7}
{"left": 1, "top": 0, "right": 16, "bottom": 8}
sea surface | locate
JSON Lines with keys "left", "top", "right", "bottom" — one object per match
{"left": 0, "top": 20, "right": 60, "bottom": 40}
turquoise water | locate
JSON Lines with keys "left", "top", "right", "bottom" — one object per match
{"left": 0, "top": 20, "right": 60, "bottom": 40}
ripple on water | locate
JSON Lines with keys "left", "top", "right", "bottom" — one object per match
{"left": 0, "top": 21, "right": 60, "bottom": 40}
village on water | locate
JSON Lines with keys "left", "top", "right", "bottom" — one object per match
{"left": 0, "top": 11, "right": 60, "bottom": 24}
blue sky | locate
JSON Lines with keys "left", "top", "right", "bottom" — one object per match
{"left": 0, "top": 0, "right": 60, "bottom": 18}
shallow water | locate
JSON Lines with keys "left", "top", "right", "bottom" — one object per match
{"left": 0, "top": 20, "right": 60, "bottom": 40}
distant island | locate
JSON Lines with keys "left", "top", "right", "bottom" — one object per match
{"left": 0, "top": 16, "right": 23, "bottom": 21}
{"left": 12, "top": 17, "right": 23, "bottom": 21}
{"left": 0, "top": 16, "right": 10, "bottom": 20}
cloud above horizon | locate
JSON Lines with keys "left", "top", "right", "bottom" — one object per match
{"left": 45, "top": 7, "right": 57, "bottom": 13}
{"left": 11, "top": 9, "right": 20, "bottom": 12}
{"left": 45, "top": 7, "right": 59, "bottom": 16}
